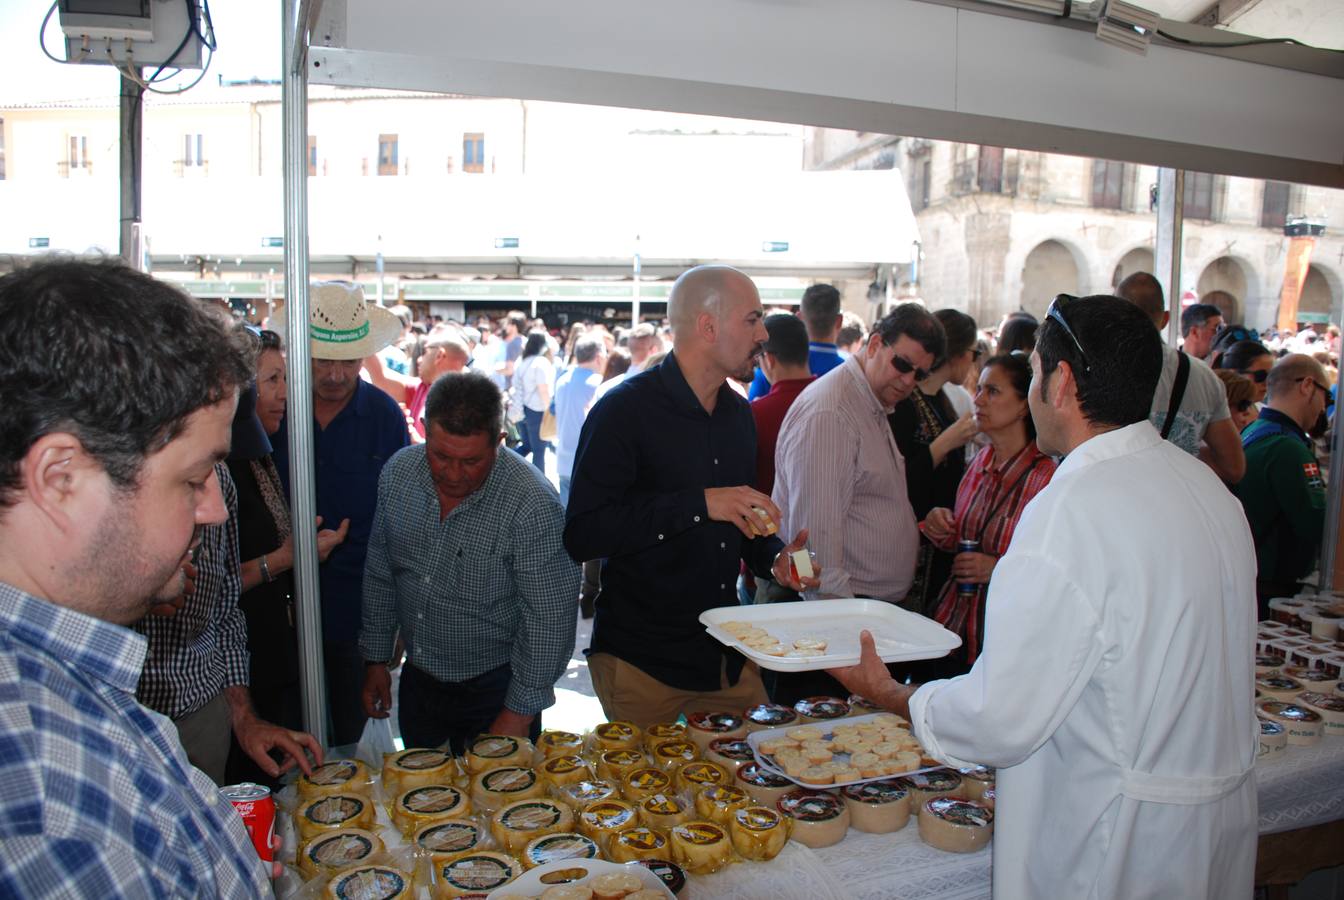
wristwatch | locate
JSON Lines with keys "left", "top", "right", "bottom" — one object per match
{"left": 259, "top": 553, "right": 273, "bottom": 583}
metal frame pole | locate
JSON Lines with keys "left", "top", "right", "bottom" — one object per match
{"left": 283, "top": 0, "right": 328, "bottom": 748}
{"left": 1155, "top": 168, "right": 1185, "bottom": 348}
{"left": 118, "top": 71, "right": 143, "bottom": 267}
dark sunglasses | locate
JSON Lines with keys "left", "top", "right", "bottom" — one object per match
{"left": 1235, "top": 399, "right": 1254, "bottom": 413}
{"left": 1300, "top": 377, "right": 1330, "bottom": 398}
{"left": 1238, "top": 368, "right": 1269, "bottom": 384}
{"left": 888, "top": 350, "right": 930, "bottom": 382}
{"left": 1046, "top": 294, "right": 1091, "bottom": 374}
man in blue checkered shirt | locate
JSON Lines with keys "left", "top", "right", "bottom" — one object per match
{"left": 0, "top": 260, "right": 271, "bottom": 897}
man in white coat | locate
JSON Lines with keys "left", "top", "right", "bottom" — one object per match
{"left": 832, "top": 293, "right": 1257, "bottom": 899}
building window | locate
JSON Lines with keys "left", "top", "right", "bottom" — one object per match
{"left": 463, "top": 132, "right": 485, "bottom": 174}
{"left": 65, "top": 135, "right": 90, "bottom": 176}
{"left": 183, "top": 134, "right": 204, "bottom": 167}
{"left": 308, "top": 136, "right": 317, "bottom": 177}
{"left": 977, "top": 146, "right": 1004, "bottom": 194}
{"left": 378, "top": 134, "right": 399, "bottom": 176}
{"left": 910, "top": 158, "right": 931, "bottom": 210}
{"left": 1260, "top": 180, "right": 1291, "bottom": 229}
{"left": 1091, "top": 160, "right": 1126, "bottom": 210}
{"left": 1183, "top": 171, "right": 1215, "bottom": 220}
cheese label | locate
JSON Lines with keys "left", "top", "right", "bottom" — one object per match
{"left": 543, "top": 756, "right": 586, "bottom": 775}
{"left": 306, "top": 760, "right": 357, "bottom": 786}
{"left": 1284, "top": 667, "right": 1335, "bottom": 684}
{"left": 1260, "top": 719, "right": 1285, "bottom": 736}
{"left": 709, "top": 739, "right": 754, "bottom": 761}
{"left": 539, "top": 731, "right": 584, "bottom": 751}
{"left": 443, "top": 855, "right": 515, "bottom": 890}
{"left": 603, "top": 750, "right": 644, "bottom": 767}
{"left": 735, "top": 807, "right": 783, "bottom": 831}
{"left": 582, "top": 802, "right": 635, "bottom": 829}
{"left": 644, "top": 795, "right": 681, "bottom": 815}
{"left": 745, "top": 704, "right": 797, "bottom": 726}
{"left": 779, "top": 792, "right": 844, "bottom": 822}
{"left": 471, "top": 736, "right": 519, "bottom": 758}
{"left": 959, "top": 766, "right": 995, "bottom": 783}
{"left": 309, "top": 833, "right": 374, "bottom": 867}
{"left": 563, "top": 781, "right": 617, "bottom": 805}
{"left": 306, "top": 796, "right": 364, "bottom": 825}
{"left": 903, "top": 770, "right": 962, "bottom": 792}
{"left": 738, "top": 764, "right": 790, "bottom": 788}
{"left": 417, "top": 821, "right": 481, "bottom": 854}
{"left": 596, "top": 721, "right": 637, "bottom": 740}
{"left": 1260, "top": 702, "right": 1321, "bottom": 722}
{"left": 674, "top": 823, "right": 726, "bottom": 845}
{"left": 1299, "top": 691, "right": 1344, "bottom": 712}
{"left": 680, "top": 763, "right": 726, "bottom": 786}
{"left": 688, "top": 712, "right": 745, "bottom": 733}
{"left": 483, "top": 768, "right": 537, "bottom": 792}
{"left": 1256, "top": 655, "right": 1284, "bottom": 668}
{"left": 1257, "top": 677, "right": 1303, "bottom": 692}
{"left": 501, "top": 801, "right": 562, "bottom": 831}
{"left": 616, "top": 827, "right": 667, "bottom": 851}
{"left": 402, "top": 786, "right": 462, "bottom": 814}
{"left": 926, "top": 798, "right": 993, "bottom": 828}
{"left": 654, "top": 741, "right": 698, "bottom": 761}
{"left": 702, "top": 785, "right": 749, "bottom": 807}
{"left": 526, "top": 834, "right": 598, "bottom": 865}
{"left": 396, "top": 749, "right": 451, "bottom": 770}
{"left": 331, "top": 867, "right": 406, "bottom": 900}
{"left": 795, "top": 696, "right": 850, "bottom": 719}
{"left": 842, "top": 780, "right": 909, "bottom": 804}
{"left": 646, "top": 723, "right": 686, "bottom": 741}
{"left": 627, "top": 769, "right": 671, "bottom": 791}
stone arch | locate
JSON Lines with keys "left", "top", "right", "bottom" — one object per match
{"left": 1196, "top": 256, "right": 1255, "bottom": 323}
{"left": 1298, "top": 263, "right": 1342, "bottom": 324}
{"left": 1110, "top": 246, "right": 1155, "bottom": 290}
{"left": 1019, "top": 239, "right": 1082, "bottom": 319}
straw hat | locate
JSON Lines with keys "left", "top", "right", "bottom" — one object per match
{"left": 273, "top": 282, "right": 403, "bottom": 361}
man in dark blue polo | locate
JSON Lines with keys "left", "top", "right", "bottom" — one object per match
{"left": 273, "top": 283, "right": 409, "bottom": 745}
{"left": 564, "top": 266, "right": 820, "bottom": 727}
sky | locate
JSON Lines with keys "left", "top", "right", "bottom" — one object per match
{"left": 0, "top": 0, "right": 282, "bottom": 103}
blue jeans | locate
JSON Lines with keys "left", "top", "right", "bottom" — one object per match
{"left": 559, "top": 475, "right": 571, "bottom": 507}
{"left": 398, "top": 661, "right": 542, "bottom": 756}
{"left": 519, "top": 407, "right": 549, "bottom": 472}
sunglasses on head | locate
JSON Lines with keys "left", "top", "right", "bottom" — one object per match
{"left": 888, "top": 350, "right": 930, "bottom": 382}
{"left": 1239, "top": 368, "right": 1269, "bottom": 384}
{"left": 1046, "top": 294, "right": 1091, "bottom": 373}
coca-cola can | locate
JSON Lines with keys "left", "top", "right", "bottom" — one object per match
{"left": 220, "top": 782, "right": 275, "bottom": 862}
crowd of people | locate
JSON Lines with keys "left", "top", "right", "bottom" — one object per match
{"left": 0, "top": 256, "right": 1334, "bottom": 897}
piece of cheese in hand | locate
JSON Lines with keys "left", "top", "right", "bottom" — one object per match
{"left": 917, "top": 798, "right": 994, "bottom": 853}
{"left": 791, "top": 548, "right": 814, "bottom": 579}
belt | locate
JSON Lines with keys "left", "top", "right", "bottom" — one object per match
{"left": 1119, "top": 765, "right": 1253, "bottom": 805}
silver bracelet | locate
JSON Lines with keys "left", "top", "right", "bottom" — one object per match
{"left": 259, "top": 553, "right": 272, "bottom": 583}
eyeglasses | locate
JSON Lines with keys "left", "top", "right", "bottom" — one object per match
{"left": 1300, "top": 377, "right": 1330, "bottom": 398}
{"left": 1239, "top": 368, "right": 1269, "bottom": 384}
{"left": 1235, "top": 399, "right": 1254, "bottom": 413}
{"left": 888, "top": 350, "right": 930, "bottom": 382}
{"left": 1046, "top": 294, "right": 1091, "bottom": 374}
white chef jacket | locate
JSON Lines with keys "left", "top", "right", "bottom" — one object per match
{"left": 909, "top": 422, "right": 1257, "bottom": 900}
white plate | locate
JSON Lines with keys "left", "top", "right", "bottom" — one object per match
{"left": 485, "top": 858, "right": 674, "bottom": 899}
{"left": 746, "top": 712, "right": 941, "bottom": 789}
{"left": 700, "top": 599, "right": 961, "bottom": 672}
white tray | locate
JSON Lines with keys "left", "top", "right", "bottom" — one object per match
{"left": 700, "top": 599, "right": 961, "bottom": 672}
{"left": 746, "top": 712, "right": 941, "bottom": 789}
{"left": 486, "top": 858, "right": 674, "bottom": 899}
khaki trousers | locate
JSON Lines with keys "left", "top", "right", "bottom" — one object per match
{"left": 173, "top": 691, "right": 231, "bottom": 786}
{"left": 587, "top": 653, "right": 767, "bottom": 728}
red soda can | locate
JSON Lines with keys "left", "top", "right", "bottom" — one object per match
{"left": 220, "top": 782, "right": 275, "bottom": 862}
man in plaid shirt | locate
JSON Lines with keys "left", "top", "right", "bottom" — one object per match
{"left": 0, "top": 260, "right": 272, "bottom": 896}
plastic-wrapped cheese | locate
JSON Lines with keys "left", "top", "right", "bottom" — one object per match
{"left": 622, "top": 767, "right": 674, "bottom": 804}
{"left": 651, "top": 739, "right": 700, "bottom": 771}
{"left": 902, "top": 769, "right": 965, "bottom": 813}
{"left": 597, "top": 749, "right": 647, "bottom": 784}
{"left": 847, "top": 695, "right": 886, "bottom": 717}
{"left": 539, "top": 754, "right": 593, "bottom": 788}
{"left": 669, "top": 821, "right": 733, "bottom": 875}
{"left": 674, "top": 760, "right": 729, "bottom": 795}
{"left": 432, "top": 851, "right": 522, "bottom": 899}
{"left": 1255, "top": 676, "right": 1305, "bottom": 701}
{"left": 776, "top": 790, "right": 849, "bottom": 848}
{"left": 298, "top": 759, "right": 371, "bottom": 800}
{"left": 298, "top": 828, "right": 384, "bottom": 879}
{"left": 467, "top": 735, "right": 533, "bottom": 774}
{"left": 607, "top": 826, "right": 671, "bottom": 863}
{"left": 794, "top": 695, "right": 851, "bottom": 724}
{"left": 521, "top": 832, "right": 600, "bottom": 869}
{"left": 695, "top": 783, "right": 752, "bottom": 827}
{"left": 392, "top": 784, "right": 470, "bottom": 834}
{"left": 918, "top": 798, "right": 994, "bottom": 853}
{"left": 1257, "top": 700, "right": 1324, "bottom": 745}
{"left": 555, "top": 779, "right": 619, "bottom": 813}
{"left": 729, "top": 805, "right": 791, "bottom": 861}
{"left": 535, "top": 730, "right": 586, "bottom": 762}
{"left": 643, "top": 722, "right": 687, "bottom": 751}
{"left": 491, "top": 798, "right": 574, "bottom": 854}
{"left": 958, "top": 766, "right": 996, "bottom": 802}
{"left": 1296, "top": 690, "right": 1344, "bottom": 734}
{"left": 686, "top": 712, "right": 748, "bottom": 751}
{"left": 841, "top": 779, "right": 912, "bottom": 834}
{"left": 735, "top": 763, "right": 794, "bottom": 807}
{"left": 298, "top": 794, "right": 376, "bottom": 841}
{"left": 1254, "top": 655, "right": 1284, "bottom": 676}
{"left": 325, "top": 865, "right": 412, "bottom": 900}
{"left": 639, "top": 793, "right": 691, "bottom": 830}
{"left": 980, "top": 787, "right": 996, "bottom": 810}
{"left": 744, "top": 702, "right": 798, "bottom": 733}
{"left": 383, "top": 748, "right": 458, "bottom": 796}
{"left": 1258, "top": 719, "right": 1288, "bottom": 760}
{"left": 471, "top": 766, "right": 544, "bottom": 813}
{"left": 577, "top": 799, "right": 637, "bottom": 848}
{"left": 592, "top": 721, "right": 643, "bottom": 753}
{"left": 705, "top": 738, "right": 755, "bottom": 773}
{"left": 1284, "top": 666, "right": 1339, "bottom": 688}
{"left": 416, "top": 819, "right": 486, "bottom": 861}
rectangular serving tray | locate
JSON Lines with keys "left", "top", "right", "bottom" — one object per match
{"left": 746, "top": 712, "right": 941, "bottom": 789}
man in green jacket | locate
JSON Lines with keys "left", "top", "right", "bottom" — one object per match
{"left": 1234, "top": 353, "right": 1330, "bottom": 617}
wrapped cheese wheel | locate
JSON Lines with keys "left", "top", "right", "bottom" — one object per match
{"left": 432, "top": 851, "right": 522, "bottom": 899}
{"left": 298, "top": 793, "right": 376, "bottom": 841}
{"left": 491, "top": 798, "right": 574, "bottom": 855}
{"left": 325, "top": 865, "right": 412, "bottom": 900}
{"left": 392, "top": 784, "right": 470, "bottom": 834}
{"left": 1296, "top": 690, "right": 1344, "bottom": 733}
{"left": 539, "top": 754, "right": 593, "bottom": 789}
{"left": 521, "top": 832, "right": 600, "bottom": 869}
{"left": 608, "top": 826, "right": 671, "bottom": 863}
{"left": 1258, "top": 719, "right": 1288, "bottom": 759}
{"left": 651, "top": 739, "right": 700, "bottom": 771}
{"left": 643, "top": 722, "right": 687, "bottom": 751}
{"left": 298, "top": 828, "right": 384, "bottom": 879}
{"left": 668, "top": 821, "right": 734, "bottom": 875}
{"left": 384, "top": 748, "right": 458, "bottom": 796}
{"left": 841, "top": 779, "right": 912, "bottom": 834}
{"left": 1283, "top": 666, "right": 1338, "bottom": 688}
{"left": 298, "top": 759, "right": 370, "bottom": 800}
{"left": 577, "top": 799, "right": 637, "bottom": 848}
{"left": 735, "top": 762, "right": 794, "bottom": 807}
{"left": 685, "top": 712, "right": 748, "bottom": 751}
{"left": 555, "top": 779, "right": 619, "bottom": 813}
{"left": 416, "top": 819, "right": 486, "bottom": 861}
{"left": 918, "top": 798, "right": 994, "bottom": 853}
{"left": 776, "top": 790, "right": 850, "bottom": 848}
{"left": 744, "top": 702, "right": 798, "bottom": 733}
{"left": 639, "top": 793, "right": 691, "bottom": 830}
{"left": 466, "top": 735, "right": 533, "bottom": 774}
{"left": 1257, "top": 700, "right": 1323, "bottom": 745}
{"left": 729, "top": 805, "right": 792, "bottom": 861}
{"left": 622, "top": 767, "right": 674, "bottom": 804}
{"left": 597, "top": 749, "right": 648, "bottom": 784}
{"left": 674, "top": 760, "right": 729, "bottom": 795}
{"left": 1254, "top": 655, "right": 1284, "bottom": 676}
{"left": 958, "top": 767, "right": 996, "bottom": 802}
{"left": 705, "top": 738, "right": 755, "bottom": 773}
{"left": 592, "top": 721, "right": 643, "bottom": 754}
{"left": 1255, "top": 676, "right": 1304, "bottom": 701}
{"left": 847, "top": 695, "right": 885, "bottom": 717}
{"left": 902, "top": 769, "right": 965, "bottom": 812}
{"left": 1336, "top": 681, "right": 1344, "bottom": 699}
{"left": 471, "top": 766, "right": 544, "bottom": 813}
{"left": 794, "top": 696, "right": 851, "bottom": 724}
{"left": 980, "top": 787, "right": 996, "bottom": 810}
{"left": 535, "top": 730, "right": 586, "bottom": 762}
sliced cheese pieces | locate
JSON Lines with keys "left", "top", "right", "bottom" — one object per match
{"left": 918, "top": 798, "right": 994, "bottom": 853}
{"left": 416, "top": 819, "right": 486, "bottom": 861}
{"left": 607, "top": 826, "right": 671, "bottom": 863}
{"left": 298, "top": 759, "right": 370, "bottom": 800}
{"left": 1258, "top": 719, "right": 1288, "bottom": 760}
{"left": 325, "top": 865, "right": 411, "bottom": 900}
{"left": 383, "top": 748, "right": 458, "bottom": 796}
{"left": 298, "top": 793, "right": 376, "bottom": 842}
{"left": 685, "top": 712, "right": 748, "bottom": 751}
{"left": 729, "top": 805, "right": 791, "bottom": 861}
{"left": 841, "top": 779, "right": 912, "bottom": 834}
{"left": 298, "top": 827, "right": 383, "bottom": 879}
{"left": 695, "top": 784, "right": 752, "bottom": 827}
{"left": 1258, "top": 700, "right": 1324, "bottom": 746}
{"left": 392, "top": 784, "right": 470, "bottom": 834}
{"left": 776, "top": 789, "right": 850, "bottom": 848}
{"left": 471, "top": 766, "right": 544, "bottom": 813}
{"left": 521, "top": 832, "right": 600, "bottom": 869}
{"left": 490, "top": 798, "right": 574, "bottom": 854}
{"left": 669, "top": 821, "right": 733, "bottom": 875}
{"left": 432, "top": 851, "right": 522, "bottom": 899}
{"left": 466, "top": 735, "right": 533, "bottom": 774}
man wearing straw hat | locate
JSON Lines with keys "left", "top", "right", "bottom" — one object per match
{"left": 272, "top": 283, "right": 409, "bottom": 746}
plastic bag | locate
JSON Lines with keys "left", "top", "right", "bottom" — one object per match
{"left": 356, "top": 716, "right": 398, "bottom": 770}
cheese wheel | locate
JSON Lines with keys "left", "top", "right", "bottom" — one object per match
{"left": 685, "top": 712, "right": 748, "bottom": 751}
{"left": 793, "top": 696, "right": 851, "bottom": 723}
{"left": 540, "top": 754, "right": 594, "bottom": 788}
{"left": 416, "top": 819, "right": 486, "bottom": 860}
{"left": 847, "top": 695, "right": 886, "bottom": 717}
{"left": 466, "top": 735, "right": 533, "bottom": 774}
{"left": 694, "top": 783, "right": 752, "bottom": 827}
{"left": 535, "top": 731, "right": 587, "bottom": 762}
{"left": 491, "top": 798, "right": 573, "bottom": 854}
{"left": 902, "top": 769, "right": 965, "bottom": 812}
{"left": 674, "top": 760, "right": 730, "bottom": 795}
{"left": 555, "top": 779, "right": 619, "bottom": 813}
{"left": 298, "top": 759, "right": 370, "bottom": 800}
{"left": 958, "top": 766, "right": 996, "bottom": 802}
{"left": 639, "top": 793, "right": 691, "bottom": 830}
{"left": 471, "top": 766, "right": 544, "bottom": 813}
{"left": 591, "top": 721, "right": 643, "bottom": 753}
{"left": 668, "top": 821, "right": 733, "bottom": 875}
{"left": 1336, "top": 681, "right": 1344, "bottom": 699}
{"left": 392, "top": 784, "right": 470, "bottom": 834}
{"left": 432, "top": 852, "right": 522, "bottom": 899}
{"left": 744, "top": 703, "right": 798, "bottom": 733}
{"left": 643, "top": 722, "right": 687, "bottom": 751}
{"left": 577, "top": 799, "right": 637, "bottom": 849}
{"left": 735, "top": 762, "right": 794, "bottom": 807}
{"left": 1258, "top": 719, "right": 1288, "bottom": 760}
{"left": 1283, "top": 666, "right": 1338, "bottom": 687}
{"left": 918, "top": 798, "right": 994, "bottom": 852}
{"left": 607, "top": 825, "right": 671, "bottom": 863}
{"left": 706, "top": 738, "right": 755, "bottom": 773}
{"left": 596, "top": 749, "right": 648, "bottom": 784}
{"left": 1257, "top": 700, "right": 1323, "bottom": 746}
{"left": 776, "top": 789, "right": 850, "bottom": 848}
{"left": 650, "top": 739, "right": 700, "bottom": 771}
{"left": 298, "top": 794, "right": 376, "bottom": 841}
{"left": 1254, "top": 655, "right": 1285, "bottom": 676}
{"left": 622, "top": 767, "right": 674, "bottom": 804}
{"left": 298, "top": 828, "right": 384, "bottom": 879}
{"left": 1255, "top": 676, "right": 1305, "bottom": 701}
{"left": 729, "top": 805, "right": 791, "bottom": 861}
{"left": 980, "top": 786, "right": 996, "bottom": 810}
{"left": 1296, "top": 690, "right": 1344, "bottom": 733}
{"left": 325, "top": 865, "right": 412, "bottom": 900}
{"left": 521, "top": 832, "right": 600, "bottom": 869}
{"left": 383, "top": 748, "right": 458, "bottom": 796}
{"left": 841, "top": 779, "right": 912, "bottom": 834}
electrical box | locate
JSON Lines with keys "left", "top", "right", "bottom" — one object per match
{"left": 58, "top": 0, "right": 203, "bottom": 69}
